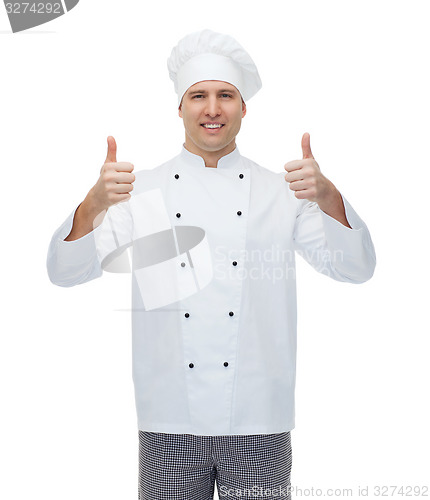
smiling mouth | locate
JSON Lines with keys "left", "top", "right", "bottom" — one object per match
{"left": 201, "top": 123, "right": 224, "bottom": 129}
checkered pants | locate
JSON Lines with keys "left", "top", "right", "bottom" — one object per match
{"left": 138, "top": 431, "right": 292, "bottom": 500}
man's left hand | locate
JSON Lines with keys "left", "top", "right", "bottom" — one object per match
{"left": 284, "top": 132, "right": 336, "bottom": 204}
{"left": 284, "top": 133, "right": 351, "bottom": 228}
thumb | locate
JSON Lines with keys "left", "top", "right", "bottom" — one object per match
{"left": 105, "top": 136, "right": 117, "bottom": 163}
{"left": 301, "top": 132, "right": 314, "bottom": 159}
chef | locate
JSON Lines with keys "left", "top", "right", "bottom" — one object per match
{"left": 47, "top": 29, "right": 376, "bottom": 500}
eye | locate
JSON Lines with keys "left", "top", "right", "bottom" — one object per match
{"left": 192, "top": 94, "right": 204, "bottom": 99}
{"left": 220, "top": 93, "right": 232, "bottom": 98}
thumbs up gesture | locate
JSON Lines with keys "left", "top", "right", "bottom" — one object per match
{"left": 284, "top": 133, "right": 335, "bottom": 204}
{"left": 89, "top": 136, "right": 135, "bottom": 212}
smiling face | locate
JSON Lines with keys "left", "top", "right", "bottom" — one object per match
{"left": 178, "top": 80, "right": 246, "bottom": 165}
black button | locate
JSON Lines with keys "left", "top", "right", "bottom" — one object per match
{"left": 185, "top": 313, "right": 190, "bottom": 318}
{"left": 189, "top": 363, "right": 194, "bottom": 368}
{"left": 224, "top": 362, "right": 229, "bottom": 367}
{"left": 229, "top": 311, "right": 234, "bottom": 317}
{"left": 239, "top": 173, "right": 244, "bottom": 179}
{"left": 176, "top": 213, "right": 181, "bottom": 218}
{"left": 181, "top": 262, "right": 186, "bottom": 267}
{"left": 232, "top": 261, "right": 237, "bottom": 266}
{"left": 237, "top": 211, "right": 242, "bottom": 216}
{"left": 174, "top": 174, "right": 179, "bottom": 179}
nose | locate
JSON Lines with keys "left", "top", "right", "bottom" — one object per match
{"left": 204, "top": 95, "right": 221, "bottom": 118}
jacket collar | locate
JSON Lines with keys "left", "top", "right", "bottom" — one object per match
{"left": 180, "top": 144, "right": 241, "bottom": 169}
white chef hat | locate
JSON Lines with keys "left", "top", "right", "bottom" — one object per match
{"left": 167, "top": 29, "right": 262, "bottom": 106}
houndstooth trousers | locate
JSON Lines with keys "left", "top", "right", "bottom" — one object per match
{"left": 138, "top": 430, "right": 292, "bottom": 500}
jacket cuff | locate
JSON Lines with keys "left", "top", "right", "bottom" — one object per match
{"left": 317, "top": 192, "right": 376, "bottom": 282}
{"left": 51, "top": 205, "right": 102, "bottom": 264}
{"left": 318, "top": 193, "right": 366, "bottom": 247}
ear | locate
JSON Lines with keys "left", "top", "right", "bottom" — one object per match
{"left": 178, "top": 104, "right": 182, "bottom": 118}
{"left": 242, "top": 100, "right": 247, "bottom": 119}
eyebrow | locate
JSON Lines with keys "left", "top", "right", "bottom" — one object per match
{"left": 187, "top": 89, "right": 237, "bottom": 95}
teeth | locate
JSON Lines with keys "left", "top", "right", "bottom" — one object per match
{"left": 203, "top": 124, "right": 223, "bottom": 129}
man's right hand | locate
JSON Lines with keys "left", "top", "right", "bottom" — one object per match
{"left": 89, "top": 136, "right": 135, "bottom": 212}
{"left": 64, "top": 136, "right": 135, "bottom": 241}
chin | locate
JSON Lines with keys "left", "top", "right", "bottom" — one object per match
{"left": 203, "top": 143, "right": 228, "bottom": 152}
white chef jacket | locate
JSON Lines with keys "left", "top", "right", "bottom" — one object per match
{"left": 47, "top": 145, "right": 376, "bottom": 436}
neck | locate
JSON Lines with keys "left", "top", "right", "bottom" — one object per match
{"left": 183, "top": 139, "right": 236, "bottom": 168}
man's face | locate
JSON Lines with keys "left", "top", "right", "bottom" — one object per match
{"left": 178, "top": 80, "right": 246, "bottom": 157}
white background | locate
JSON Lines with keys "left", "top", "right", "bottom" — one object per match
{"left": 1, "top": 1, "right": 429, "bottom": 499}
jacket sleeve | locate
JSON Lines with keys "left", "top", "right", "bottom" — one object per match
{"left": 292, "top": 192, "right": 376, "bottom": 283}
{"left": 46, "top": 200, "right": 133, "bottom": 287}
